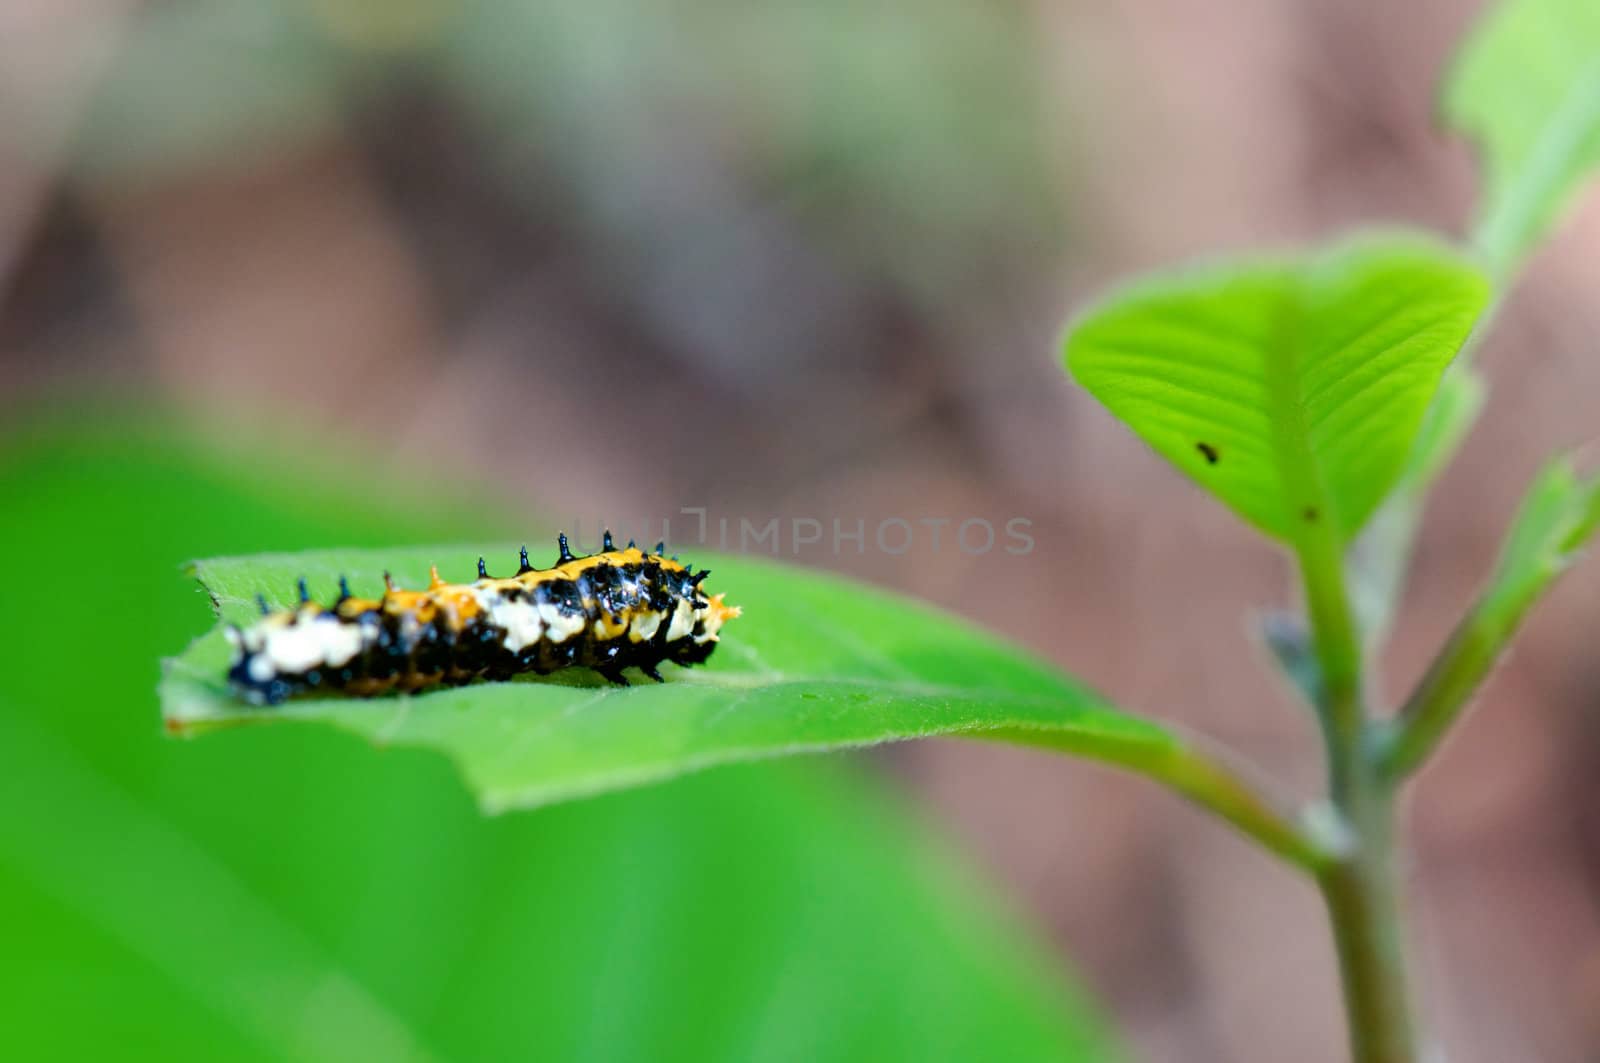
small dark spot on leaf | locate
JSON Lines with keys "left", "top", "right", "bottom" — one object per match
{"left": 1303, "top": 507, "right": 1319, "bottom": 523}
{"left": 1196, "top": 442, "right": 1219, "bottom": 465}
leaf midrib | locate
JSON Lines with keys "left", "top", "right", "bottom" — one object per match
{"left": 1262, "top": 298, "right": 1332, "bottom": 540}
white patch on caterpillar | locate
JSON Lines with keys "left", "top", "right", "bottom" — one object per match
{"left": 538, "top": 602, "right": 586, "bottom": 644}
{"left": 628, "top": 610, "right": 663, "bottom": 643}
{"left": 665, "top": 599, "right": 696, "bottom": 641}
{"left": 260, "top": 615, "right": 366, "bottom": 675}
{"left": 489, "top": 596, "right": 545, "bottom": 652}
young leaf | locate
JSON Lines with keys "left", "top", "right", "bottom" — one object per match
{"left": 161, "top": 546, "right": 1325, "bottom": 869}
{"left": 1063, "top": 235, "right": 1489, "bottom": 548}
{"left": 1446, "top": 0, "right": 1600, "bottom": 275}
{"left": 1379, "top": 454, "right": 1600, "bottom": 780}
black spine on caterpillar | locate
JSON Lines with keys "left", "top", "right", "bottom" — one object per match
{"left": 225, "top": 533, "right": 740, "bottom": 705}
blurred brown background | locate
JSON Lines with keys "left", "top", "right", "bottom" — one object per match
{"left": 3, "top": 2, "right": 1597, "bottom": 1060}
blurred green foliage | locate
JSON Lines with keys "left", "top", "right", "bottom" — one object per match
{"left": 0, "top": 411, "right": 1116, "bottom": 1061}
{"left": 1446, "top": 0, "right": 1600, "bottom": 275}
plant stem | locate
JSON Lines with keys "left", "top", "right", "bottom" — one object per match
{"left": 1318, "top": 777, "right": 1415, "bottom": 1063}
{"left": 1296, "top": 535, "right": 1364, "bottom": 805}
{"left": 1297, "top": 534, "right": 1419, "bottom": 1063}
{"left": 982, "top": 726, "right": 1333, "bottom": 873}
{"left": 1375, "top": 599, "right": 1514, "bottom": 784}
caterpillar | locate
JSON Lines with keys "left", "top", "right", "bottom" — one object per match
{"left": 226, "top": 532, "right": 740, "bottom": 706}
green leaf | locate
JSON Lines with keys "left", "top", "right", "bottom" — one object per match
{"left": 1446, "top": 0, "right": 1600, "bottom": 275}
{"left": 164, "top": 546, "right": 1153, "bottom": 811}
{"left": 1063, "top": 235, "right": 1489, "bottom": 547}
{"left": 3, "top": 413, "right": 1121, "bottom": 1062}
{"left": 1379, "top": 453, "right": 1600, "bottom": 779}
{"left": 159, "top": 545, "right": 1323, "bottom": 869}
